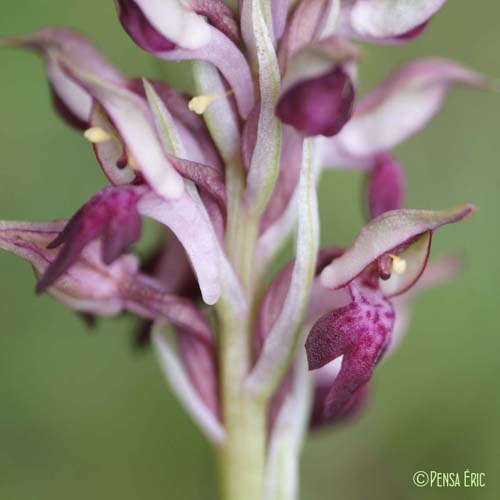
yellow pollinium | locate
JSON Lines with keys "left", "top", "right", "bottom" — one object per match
{"left": 84, "top": 127, "right": 140, "bottom": 172}
{"left": 83, "top": 126, "right": 114, "bottom": 144}
{"left": 188, "top": 90, "right": 234, "bottom": 115}
{"left": 388, "top": 254, "right": 407, "bottom": 275}
{"left": 188, "top": 95, "right": 219, "bottom": 114}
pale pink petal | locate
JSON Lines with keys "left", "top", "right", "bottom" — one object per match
{"left": 271, "top": 0, "right": 290, "bottom": 42}
{"left": 64, "top": 67, "right": 184, "bottom": 200}
{"left": 169, "top": 28, "right": 255, "bottom": 118}
{"left": 321, "top": 204, "right": 476, "bottom": 290}
{"left": 2, "top": 28, "right": 126, "bottom": 128}
{"left": 339, "top": 0, "right": 447, "bottom": 43}
{"left": 278, "top": 0, "right": 332, "bottom": 72}
{"left": 153, "top": 324, "right": 225, "bottom": 445}
{"left": 177, "top": 331, "right": 220, "bottom": 418}
{"left": 379, "top": 231, "right": 431, "bottom": 297}
{"left": 136, "top": 79, "right": 222, "bottom": 169}
{"left": 0, "top": 221, "right": 135, "bottom": 316}
{"left": 138, "top": 191, "right": 221, "bottom": 305}
{"left": 329, "top": 59, "right": 488, "bottom": 162}
{"left": 116, "top": 1, "right": 254, "bottom": 119}
{"left": 89, "top": 104, "right": 137, "bottom": 185}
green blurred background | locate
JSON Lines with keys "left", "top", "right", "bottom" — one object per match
{"left": 0, "top": 2, "right": 498, "bottom": 499}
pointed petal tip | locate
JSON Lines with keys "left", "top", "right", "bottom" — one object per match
{"left": 35, "top": 266, "right": 62, "bottom": 295}
{"left": 320, "top": 203, "right": 478, "bottom": 290}
{"left": 35, "top": 280, "right": 47, "bottom": 295}
{"left": 0, "top": 37, "right": 16, "bottom": 47}
{"left": 305, "top": 341, "right": 322, "bottom": 372}
{"left": 447, "top": 202, "right": 478, "bottom": 222}
{"left": 0, "top": 34, "right": 34, "bottom": 48}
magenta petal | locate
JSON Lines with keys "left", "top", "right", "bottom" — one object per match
{"left": 101, "top": 206, "right": 142, "bottom": 264}
{"left": 117, "top": 0, "right": 177, "bottom": 52}
{"left": 305, "top": 281, "right": 394, "bottom": 418}
{"left": 168, "top": 155, "right": 227, "bottom": 214}
{"left": 37, "top": 186, "right": 144, "bottom": 293}
{"left": 367, "top": 153, "right": 406, "bottom": 218}
{"left": 276, "top": 67, "right": 355, "bottom": 137}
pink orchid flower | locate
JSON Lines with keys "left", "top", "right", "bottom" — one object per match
{"left": 0, "top": 1, "right": 488, "bottom": 498}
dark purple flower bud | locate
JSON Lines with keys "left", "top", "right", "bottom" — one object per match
{"left": 37, "top": 186, "right": 144, "bottom": 294}
{"left": 367, "top": 153, "right": 406, "bottom": 219}
{"left": 305, "top": 280, "right": 395, "bottom": 419}
{"left": 116, "top": 0, "right": 177, "bottom": 53}
{"left": 276, "top": 67, "right": 355, "bottom": 137}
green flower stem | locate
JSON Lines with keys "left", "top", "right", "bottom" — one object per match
{"left": 216, "top": 295, "right": 267, "bottom": 500}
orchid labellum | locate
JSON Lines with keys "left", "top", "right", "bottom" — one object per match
{"left": 0, "top": 0, "right": 487, "bottom": 498}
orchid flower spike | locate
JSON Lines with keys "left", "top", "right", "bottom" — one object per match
{"left": 0, "top": 1, "right": 490, "bottom": 497}
{"left": 307, "top": 204, "right": 476, "bottom": 419}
